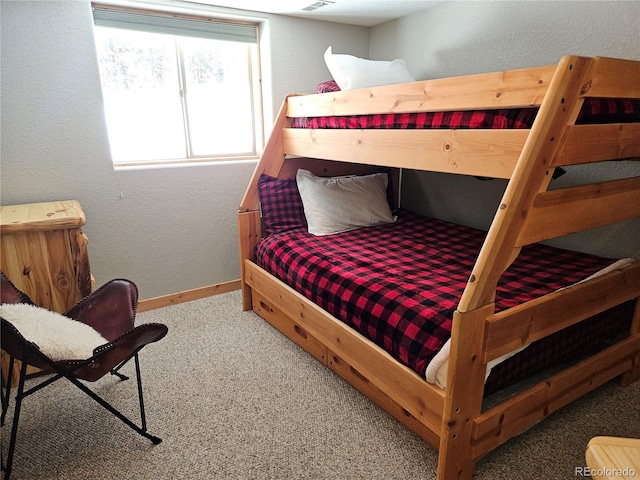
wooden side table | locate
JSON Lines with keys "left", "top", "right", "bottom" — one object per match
{"left": 585, "top": 436, "right": 640, "bottom": 480}
{"left": 0, "top": 200, "right": 92, "bottom": 384}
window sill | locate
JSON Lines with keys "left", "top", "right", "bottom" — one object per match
{"left": 113, "top": 157, "right": 259, "bottom": 172}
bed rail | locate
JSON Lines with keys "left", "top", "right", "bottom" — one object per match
{"left": 586, "top": 56, "right": 640, "bottom": 98}
{"left": 472, "top": 332, "right": 640, "bottom": 459}
{"left": 518, "top": 176, "right": 640, "bottom": 245}
{"left": 287, "top": 64, "right": 555, "bottom": 117}
{"left": 280, "top": 62, "right": 557, "bottom": 181}
{"left": 282, "top": 128, "right": 528, "bottom": 179}
{"left": 244, "top": 259, "right": 446, "bottom": 444}
{"left": 554, "top": 124, "right": 640, "bottom": 166}
{"left": 483, "top": 262, "right": 640, "bottom": 362}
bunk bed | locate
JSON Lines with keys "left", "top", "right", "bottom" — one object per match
{"left": 237, "top": 55, "right": 640, "bottom": 480}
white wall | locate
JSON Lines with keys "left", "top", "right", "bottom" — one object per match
{"left": 0, "top": 0, "right": 368, "bottom": 299}
{"left": 370, "top": 0, "right": 640, "bottom": 260}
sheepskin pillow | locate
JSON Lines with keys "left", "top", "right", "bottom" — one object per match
{"left": 296, "top": 169, "right": 397, "bottom": 236}
{"left": 0, "top": 303, "right": 108, "bottom": 361}
{"left": 324, "top": 46, "right": 415, "bottom": 90}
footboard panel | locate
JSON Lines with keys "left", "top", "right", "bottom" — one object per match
{"left": 246, "top": 260, "right": 445, "bottom": 448}
{"left": 471, "top": 334, "right": 640, "bottom": 459}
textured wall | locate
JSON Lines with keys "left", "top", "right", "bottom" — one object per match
{"left": 370, "top": 0, "right": 640, "bottom": 260}
{"left": 0, "top": 0, "right": 368, "bottom": 299}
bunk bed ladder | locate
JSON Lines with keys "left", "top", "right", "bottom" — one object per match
{"left": 438, "top": 55, "right": 597, "bottom": 480}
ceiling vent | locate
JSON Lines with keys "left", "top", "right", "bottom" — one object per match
{"left": 302, "top": 1, "right": 335, "bottom": 11}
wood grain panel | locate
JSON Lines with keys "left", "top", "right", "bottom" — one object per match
{"left": 518, "top": 177, "right": 640, "bottom": 246}
{"left": 554, "top": 123, "right": 640, "bottom": 166}
{"left": 586, "top": 56, "right": 640, "bottom": 98}
{"left": 283, "top": 128, "right": 527, "bottom": 179}
{"left": 0, "top": 200, "right": 85, "bottom": 234}
{"left": 287, "top": 65, "right": 555, "bottom": 117}
{"left": 483, "top": 263, "right": 640, "bottom": 362}
{"left": 1, "top": 200, "right": 91, "bottom": 385}
{"left": 472, "top": 336, "right": 639, "bottom": 458}
{"left": 245, "top": 260, "right": 445, "bottom": 434}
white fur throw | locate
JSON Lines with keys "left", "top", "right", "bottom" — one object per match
{"left": 0, "top": 303, "right": 108, "bottom": 361}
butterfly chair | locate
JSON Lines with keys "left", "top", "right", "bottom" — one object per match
{"left": 0, "top": 271, "right": 168, "bottom": 480}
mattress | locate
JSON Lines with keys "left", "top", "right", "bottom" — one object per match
{"left": 255, "top": 210, "right": 633, "bottom": 395}
{"left": 292, "top": 82, "right": 640, "bottom": 130}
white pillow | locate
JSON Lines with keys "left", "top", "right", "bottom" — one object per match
{"left": 0, "top": 303, "right": 108, "bottom": 361}
{"left": 296, "top": 169, "right": 397, "bottom": 236}
{"left": 324, "top": 46, "right": 415, "bottom": 90}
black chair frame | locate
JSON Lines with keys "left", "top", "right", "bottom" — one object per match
{"left": 1, "top": 273, "right": 167, "bottom": 480}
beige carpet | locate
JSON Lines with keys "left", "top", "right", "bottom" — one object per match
{"left": 2, "top": 290, "right": 639, "bottom": 479}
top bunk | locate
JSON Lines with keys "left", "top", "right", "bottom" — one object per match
{"left": 282, "top": 55, "right": 640, "bottom": 179}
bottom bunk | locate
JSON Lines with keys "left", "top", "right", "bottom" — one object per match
{"left": 255, "top": 207, "right": 634, "bottom": 396}
{"left": 243, "top": 191, "right": 640, "bottom": 475}
{"left": 245, "top": 259, "right": 639, "bottom": 456}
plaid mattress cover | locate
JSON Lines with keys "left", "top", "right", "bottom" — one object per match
{"left": 291, "top": 97, "right": 640, "bottom": 130}
{"left": 255, "top": 210, "right": 628, "bottom": 389}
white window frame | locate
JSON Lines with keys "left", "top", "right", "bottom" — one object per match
{"left": 92, "top": 3, "right": 264, "bottom": 168}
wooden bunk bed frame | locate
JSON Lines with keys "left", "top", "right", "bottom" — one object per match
{"left": 238, "top": 55, "right": 640, "bottom": 480}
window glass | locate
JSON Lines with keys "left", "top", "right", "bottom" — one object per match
{"left": 181, "top": 38, "right": 256, "bottom": 157}
{"left": 92, "top": 9, "right": 262, "bottom": 167}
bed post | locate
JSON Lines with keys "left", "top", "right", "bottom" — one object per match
{"left": 238, "top": 97, "right": 293, "bottom": 311}
{"left": 437, "top": 304, "right": 492, "bottom": 480}
{"left": 438, "top": 56, "right": 596, "bottom": 480}
{"left": 237, "top": 211, "right": 261, "bottom": 311}
{"left": 619, "top": 298, "right": 640, "bottom": 386}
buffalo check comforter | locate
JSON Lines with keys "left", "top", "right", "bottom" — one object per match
{"left": 255, "top": 210, "right": 632, "bottom": 394}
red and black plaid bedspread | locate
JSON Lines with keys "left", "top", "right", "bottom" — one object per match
{"left": 255, "top": 210, "right": 620, "bottom": 381}
{"left": 292, "top": 108, "right": 538, "bottom": 130}
{"left": 291, "top": 96, "right": 640, "bottom": 130}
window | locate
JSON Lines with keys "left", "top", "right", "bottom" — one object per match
{"left": 92, "top": 5, "right": 263, "bottom": 167}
